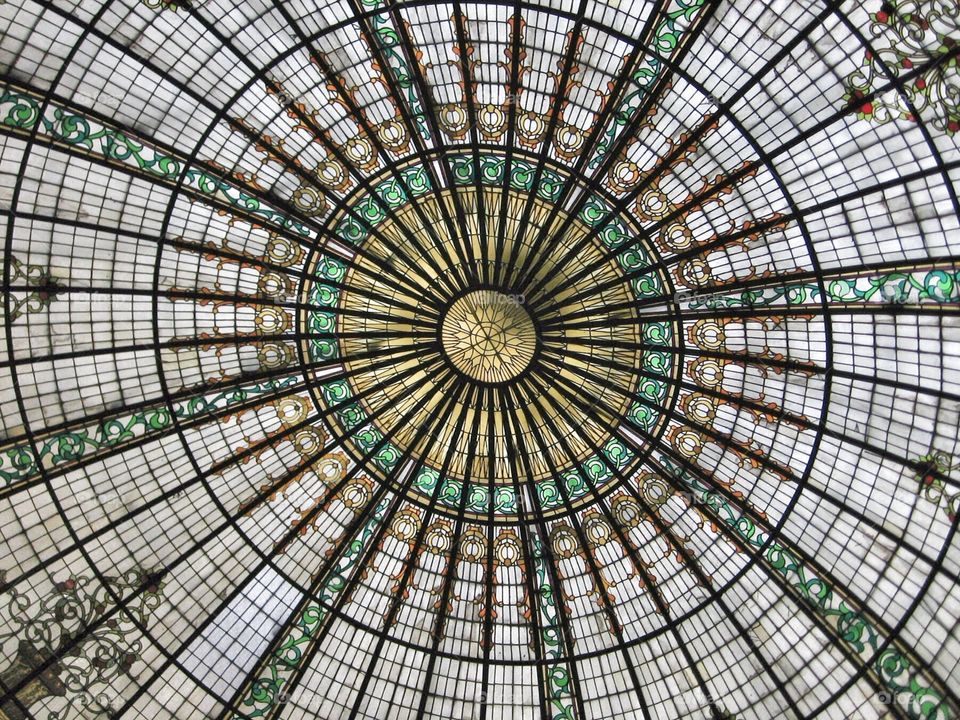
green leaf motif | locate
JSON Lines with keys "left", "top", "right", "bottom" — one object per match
{"left": 0, "top": 376, "right": 299, "bottom": 488}
{"left": 591, "top": 0, "right": 709, "bottom": 167}
{"left": 232, "top": 497, "right": 392, "bottom": 719}
{"left": 660, "top": 455, "right": 953, "bottom": 720}
{"left": 0, "top": 88, "right": 312, "bottom": 236}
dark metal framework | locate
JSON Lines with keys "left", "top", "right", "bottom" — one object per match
{"left": 0, "top": 0, "right": 958, "bottom": 718}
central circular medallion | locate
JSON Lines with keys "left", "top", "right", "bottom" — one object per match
{"left": 306, "top": 170, "right": 677, "bottom": 516}
{"left": 440, "top": 290, "right": 538, "bottom": 383}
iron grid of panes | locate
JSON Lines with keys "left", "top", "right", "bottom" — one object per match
{"left": 0, "top": 0, "right": 958, "bottom": 718}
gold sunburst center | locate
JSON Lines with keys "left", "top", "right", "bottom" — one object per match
{"left": 441, "top": 290, "right": 538, "bottom": 383}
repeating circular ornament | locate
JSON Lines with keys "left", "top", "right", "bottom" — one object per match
{"left": 300, "top": 154, "right": 681, "bottom": 520}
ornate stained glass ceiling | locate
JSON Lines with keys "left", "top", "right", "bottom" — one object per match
{"left": 0, "top": 0, "right": 959, "bottom": 717}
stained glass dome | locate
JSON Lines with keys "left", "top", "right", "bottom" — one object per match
{"left": 0, "top": 0, "right": 959, "bottom": 718}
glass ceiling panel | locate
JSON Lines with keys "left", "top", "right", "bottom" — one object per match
{"left": 0, "top": 0, "right": 958, "bottom": 719}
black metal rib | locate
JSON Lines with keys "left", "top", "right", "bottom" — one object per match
{"left": 536, "top": 249, "right": 960, "bottom": 330}
{"left": 493, "top": 383, "right": 552, "bottom": 720}
{"left": 499, "top": 388, "right": 588, "bottom": 720}
{"left": 538, "top": 340, "right": 957, "bottom": 715}
{"left": 507, "top": 0, "right": 715, "bottom": 296}
{"left": 0, "top": 343, "right": 433, "bottom": 511}
{"left": 386, "top": 1, "right": 485, "bottom": 288}
{"left": 215, "top": 376, "right": 469, "bottom": 720}
{"left": 474, "top": 385, "right": 517, "bottom": 720}
{"left": 525, "top": 357, "right": 908, "bottom": 719}
{"left": 344, "top": 382, "right": 476, "bottom": 718}
{"left": 0, "top": 346, "right": 451, "bottom": 713}
{"left": 505, "top": 381, "right": 660, "bottom": 719}
{"left": 0, "top": 206, "right": 437, "bottom": 327}
{"left": 490, "top": 0, "right": 524, "bottom": 290}
{"left": 497, "top": 0, "right": 589, "bottom": 290}
{"left": 528, "top": 41, "right": 960, "bottom": 317}
{"left": 412, "top": 383, "right": 486, "bottom": 719}
{"left": 451, "top": 2, "right": 491, "bottom": 287}
{"left": 343, "top": 0, "right": 477, "bottom": 291}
